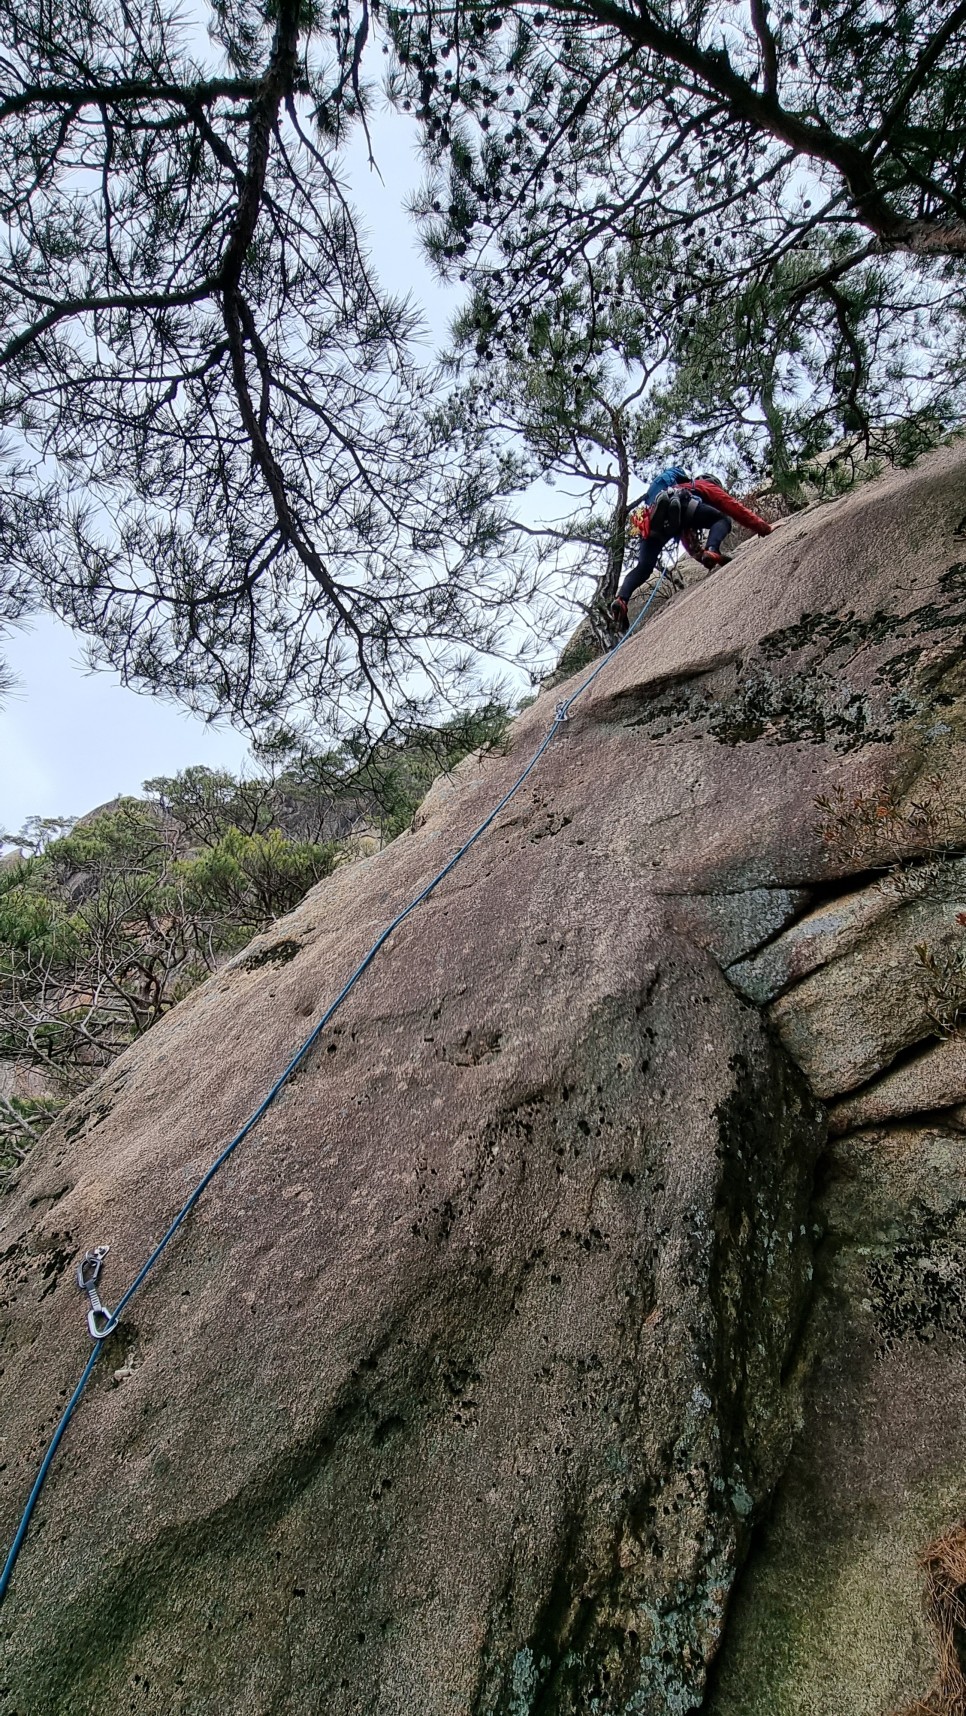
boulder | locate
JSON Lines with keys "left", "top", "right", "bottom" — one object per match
{"left": 765, "top": 859, "right": 966, "bottom": 1098}
{"left": 725, "top": 866, "right": 941, "bottom": 1006}
{"left": 829, "top": 1033, "right": 966, "bottom": 1134}
{"left": 4, "top": 442, "right": 966, "bottom": 1711}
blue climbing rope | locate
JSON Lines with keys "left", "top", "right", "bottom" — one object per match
{"left": 0, "top": 572, "right": 668, "bottom": 1606}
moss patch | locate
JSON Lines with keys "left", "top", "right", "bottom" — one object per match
{"left": 618, "top": 573, "right": 966, "bottom": 753}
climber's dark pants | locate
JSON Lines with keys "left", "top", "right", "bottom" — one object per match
{"left": 706, "top": 515, "right": 732, "bottom": 554}
{"left": 617, "top": 501, "right": 727, "bottom": 604}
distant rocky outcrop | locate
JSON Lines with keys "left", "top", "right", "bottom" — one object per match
{"left": 3, "top": 443, "right": 966, "bottom": 1714}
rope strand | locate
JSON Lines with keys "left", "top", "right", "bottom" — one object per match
{"left": 0, "top": 573, "right": 667, "bottom": 1606}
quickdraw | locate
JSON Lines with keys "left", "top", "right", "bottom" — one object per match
{"left": 76, "top": 1246, "right": 115, "bottom": 1341}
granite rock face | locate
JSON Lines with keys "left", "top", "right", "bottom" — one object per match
{"left": 828, "top": 1034, "right": 966, "bottom": 1134}
{"left": 764, "top": 859, "right": 966, "bottom": 1098}
{"left": 708, "top": 1123, "right": 966, "bottom": 1716}
{"left": 0, "top": 931, "right": 822, "bottom": 1716}
{"left": 4, "top": 444, "right": 966, "bottom": 1713}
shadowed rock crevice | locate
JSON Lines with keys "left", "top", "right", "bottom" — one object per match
{"left": 719, "top": 858, "right": 966, "bottom": 1102}
{"left": 727, "top": 857, "right": 966, "bottom": 1007}
{"left": 660, "top": 884, "right": 815, "bottom": 970}
{"left": 827, "top": 1036, "right": 966, "bottom": 1135}
{"left": 708, "top": 1119, "right": 966, "bottom": 1716}
{"left": 591, "top": 651, "right": 743, "bottom": 724}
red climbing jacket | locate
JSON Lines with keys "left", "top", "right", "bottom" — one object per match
{"left": 685, "top": 479, "right": 773, "bottom": 536}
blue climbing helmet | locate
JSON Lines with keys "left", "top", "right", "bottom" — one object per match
{"left": 645, "top": 465, "right": 691, "bottom": 506}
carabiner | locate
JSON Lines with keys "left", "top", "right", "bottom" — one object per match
{"left": 86, "top": 1303, "right": 116, "bottom": 1341}
{"left": 76, "top": 1246, "right": 109, "bottom": 1292}
{"left": 77, "top": 1245, "right": 116, "bottom": 1341}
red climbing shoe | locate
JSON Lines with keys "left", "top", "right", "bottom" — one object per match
{"left": 610, "top": 596, "right": 629, "bottom": 634}
{"left": 700, "top": 550, "right": 729, "bottom": 571}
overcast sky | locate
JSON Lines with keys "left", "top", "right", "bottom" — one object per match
{"left": 1, "top": 92, "right": 461, "bottom": 840}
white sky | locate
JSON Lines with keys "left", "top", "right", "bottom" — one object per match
{"left": 1, "top": 94, "right": 463, "bottom": 839}
{"left": 0, "top": 616, "right": 252, "bottom": 833}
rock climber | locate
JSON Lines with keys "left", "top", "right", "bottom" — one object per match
{"left": 610, "top": 473, "right": 773, "bottom": 633}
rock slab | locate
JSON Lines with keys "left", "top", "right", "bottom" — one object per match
{"left": 5, "top": 443, "right": 966, "bottom": 1711}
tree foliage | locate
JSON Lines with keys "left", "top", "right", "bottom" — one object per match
{"left": 147, "top": 695, "right": 511, "bottom": 841}
{"left": 0, "top": 0, "right": 544, "bottom": 737}
{"left": 0, "top": 1093, "right": 60, "bottom": 1178}
{"left": 0, "top": 798, "right": 339, "bottom": 1096}
{"left": 4, "top": 0, "right": 964, "bottom": 729}
{"left": 396, "top": 0, "right": 966, "bottom": 490}
{"left": 437, "top": 250, "right": 698, "bottom": 609}
{"left": 0, "top": 698, "right": 510, "bottom": 1174}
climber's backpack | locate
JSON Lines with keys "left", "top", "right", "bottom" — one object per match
{"left": 645, "top": 465, "right": 691, "bottom": 506}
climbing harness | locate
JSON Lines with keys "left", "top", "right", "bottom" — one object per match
{"left": 629, "top": 486, "right": 703, "bottom": 542}
{"left": 649, "top": 488, "right": 703, "bottom": 538}
{"left": 0, "top": 566, "right": 669, "bottom": 1608}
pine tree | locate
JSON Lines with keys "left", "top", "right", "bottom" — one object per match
{"left": 395, "top": 0, "right": 966, "bottom": 485}
{"left": 0, "top": 0, "right": 543, "bottom": 737}
{"left": 437, "top": 253, "right": 685, "bottom": 609}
